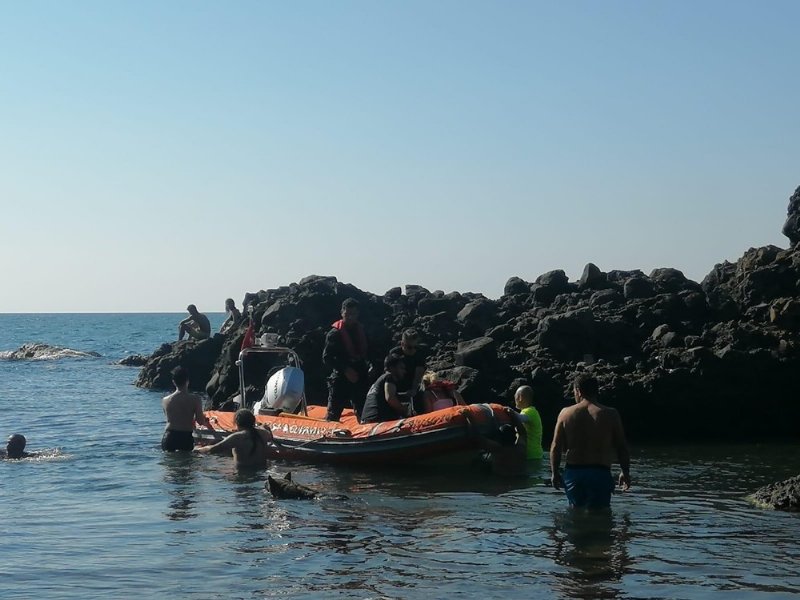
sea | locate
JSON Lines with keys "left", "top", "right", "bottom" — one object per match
{"left": 0, "top": 313, "right": 798, "bottom": 599}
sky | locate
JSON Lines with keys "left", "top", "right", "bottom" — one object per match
{"left": 1, "top": 1, "right": 798, "bottom": 312}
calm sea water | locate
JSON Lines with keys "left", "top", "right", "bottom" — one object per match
{"left": 0, "top": 314, "right": 798, "bottom": 599}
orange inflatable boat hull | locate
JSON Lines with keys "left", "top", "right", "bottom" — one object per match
{"left": 195, "top": 403, "right": 513, "bottom": 466}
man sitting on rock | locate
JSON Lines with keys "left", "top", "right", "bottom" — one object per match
{"left": 219, "top": 298, "right": 242, "bottom": 334}
{"left": 389, "top": 328, "right": 427, "bottom": 413}
{"left": 178, "top": 304, "right": 211, "bottom": 341}
{"left": 323, "top": 298, "right": 370, "bottom": 421}
{"left": 360, "top": 355, "right": 408, "bottom": 423}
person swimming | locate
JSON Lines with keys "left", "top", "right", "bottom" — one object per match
{"left": 194, "top": 408, "right": 279, "bottom": 468}
{"left": 1, "top": 434, "right": 37, "bottom": 459}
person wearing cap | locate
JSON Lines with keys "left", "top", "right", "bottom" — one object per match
{"left": 178, "top": 304, "right": 211, "bottom": 341}
{"left": 1, "top": 434, "right": 37, "bottom": 459}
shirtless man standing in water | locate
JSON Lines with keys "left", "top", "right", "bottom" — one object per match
{"left": 550, "top": 374, "right": 631, "bottom": 509}
{"left": 162, "top": 366, "right": 211, "bottom": 452}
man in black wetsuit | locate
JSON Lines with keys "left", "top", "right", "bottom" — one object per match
{"left": 388, "top": 328, "right": 427, "bottom": 412}
{"left": 178, "top": 304, "right": 211, "bottom": 341}
{"left": 323, "top": 298, "right": 370, "bottom": 421}
{"left": 162, "top": 366, "right": 211, "bottom": 451}
{"left": 361, "top": 355, "right": 408, "bottom": 423}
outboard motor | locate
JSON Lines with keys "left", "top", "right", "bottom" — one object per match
{"left": 260, "top": 366, "right": 305, "bottom": 413}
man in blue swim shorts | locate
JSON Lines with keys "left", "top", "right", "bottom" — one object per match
{"left": 550, "top": 374, "right": 631, "bottom": 509}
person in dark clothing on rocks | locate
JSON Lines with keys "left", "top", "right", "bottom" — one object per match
{"left": 162, "top": 366, "right": 211, "bottom": 451}
{"left": 219, "top": 298, "right": 241, "bottom": 334}
{"left": 178, "top": 304, "right": 211, "bottom": 341}
{"left": 389, "top": 328, "right": 427, "bottom": 411}
{"left": 323, "top": 298, "right": 370, "bottom": 421}
{"left": 361, "top": 355, "right": 408, "bottom": 424}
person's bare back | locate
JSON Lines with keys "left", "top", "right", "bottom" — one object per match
{"left": 162, "top": 390, "right": 205, "bottom": 432}
{"left": 550, "top": 374, "right": 631, "bottom": 508}
{"left": 558, "top": 401, "right": 623, "bottom": 468}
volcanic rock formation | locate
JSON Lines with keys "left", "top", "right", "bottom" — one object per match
{"left": 136, "top": 186, "right": 800, "bottom": 442}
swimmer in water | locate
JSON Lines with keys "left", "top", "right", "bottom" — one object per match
{"left": 194, "top": 409, "right": 280, "bottom": 468}
{"left": 1, "top": 434, "right": 38, "bottom": 459}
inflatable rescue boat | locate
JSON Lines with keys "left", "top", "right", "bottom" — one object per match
{"left": 194, "top": 340, "right": 513, "bottom": 466}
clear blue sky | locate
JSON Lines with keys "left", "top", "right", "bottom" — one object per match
{"left": 1, "top": 1, "right": 797, "bottom": 312}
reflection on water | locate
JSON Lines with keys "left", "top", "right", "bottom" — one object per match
{"left": 550, "top": 509, "right": 632, "bottom": 599}
{"left": 161, "top": 453, "right": 197, "bottom": 522}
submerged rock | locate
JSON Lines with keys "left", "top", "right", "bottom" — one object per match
{"left": 748, "top": 475, "right": 800, "bottom": 511}
{"left": 0, "top": 343, "right": 100, "bottom": 361}
{"left": 117, "top": 354, "right": 148, "bottom": 367}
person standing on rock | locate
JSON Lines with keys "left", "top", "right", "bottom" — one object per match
{"left": 388, "top": 328, "right": 427, "bottom": 412}
{"left": 219, "top": 298, "right": 242, "bottom": 334}
{"left": 550, "top": 374, "right": 631, "bottom": 509}
{"left": 178, "top": 304, "right": 211, "bottom": 341}
{"left": 323, "top": 298, "right": 370, "bottom": 421}
{"left": 162, "top": 366, "right": 211, "bottom": 451}
{"left": 514, "top": 385, "right": 543, "bottom": 460}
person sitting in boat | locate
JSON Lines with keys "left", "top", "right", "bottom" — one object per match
{"left": 514, "top": 385, "right": 543, "bottom": 460}
{"left": 421, "top": 371, "right": 466, "bottom": 413}
{"left": 466, "top": 407, "right": 528, "bottom": 477}
{"left": 178, "top": 304, "right": 211, "bottom": 341}
{"left": 323, "top": 298, "right": 370, "bottom": 421}
{"left": 0, "top": 434, "right": 38, "bottom": 459}
{"left": 219, "top": 298, "right": 241, "bottom": 334}
{"left": 360, "top": 355, "right": 409, "bottom": 423}
{"left": 194, "top": 408, "right": 279, "bottom": 468}
{"left": 388, "top": 328, "right": 427, "bottom": 411}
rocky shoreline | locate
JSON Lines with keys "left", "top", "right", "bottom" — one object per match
{"left": 136, "top": 186, "right": 800, "bottom": 443}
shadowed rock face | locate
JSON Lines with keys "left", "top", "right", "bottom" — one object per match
{"left": 781, "top": 185, "right": 800, "bottom": 247}
{"left": 135, "top": 188, "right": 800, "bottom": 443}
{"left": 748, "top": 475, "right": 800, "bottom": 511}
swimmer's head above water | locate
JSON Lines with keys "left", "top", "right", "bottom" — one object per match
{"left": 6, "top": 434, "right": 27, "bottom": 458}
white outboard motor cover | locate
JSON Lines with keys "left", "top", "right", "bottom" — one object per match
{"left": 263, "top": 366, "right": 305, "bottom": 412}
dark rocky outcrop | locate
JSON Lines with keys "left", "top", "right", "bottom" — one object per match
{"left": 781, "top": 185, "right": 800, "bottom": 246}
{"left": 117, "top": 354, "right": 148, "bottom": 367}
{"left": 135, "top": 187, "right": 800, "bottom": 443}
{"left": 748, "top": 475, "right": 800, "bottom": 511}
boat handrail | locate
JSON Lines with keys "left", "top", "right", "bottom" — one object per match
{"left": 235, "top": 344, "right": 309, "bottom": 416}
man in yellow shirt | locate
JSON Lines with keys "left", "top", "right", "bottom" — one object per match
{"left": 514, "top": 385, "right": 543, "bottom": 459}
